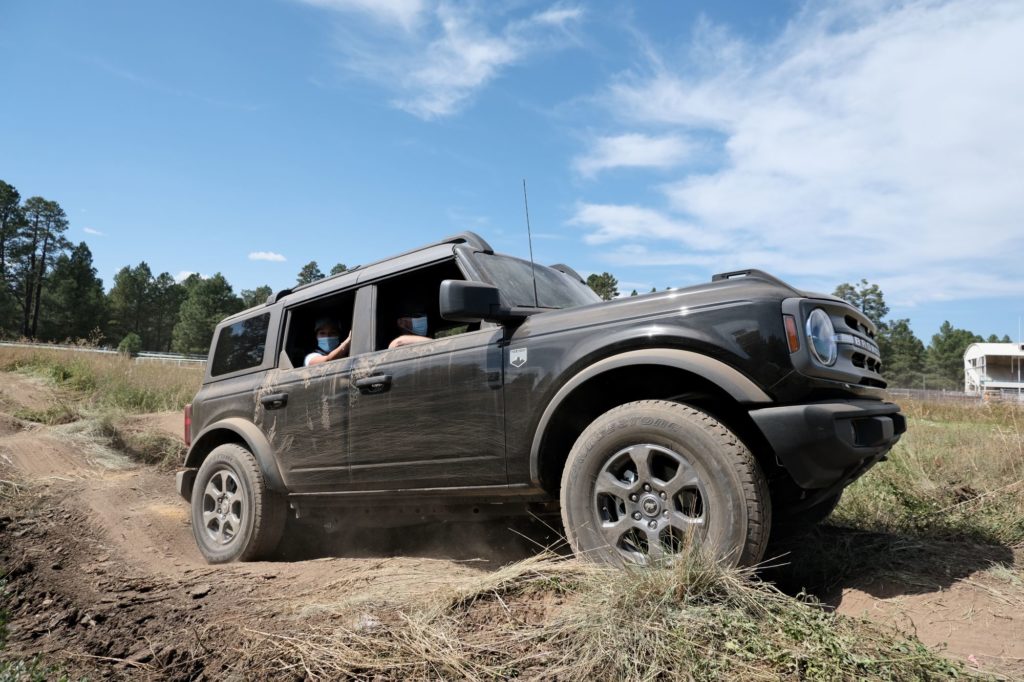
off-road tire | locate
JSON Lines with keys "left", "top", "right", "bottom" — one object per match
{"left": 190, "top": 443, "right": 287, "bottom": 564}
{"left": 560, "top": 400, "right": 770, "bottom": 568}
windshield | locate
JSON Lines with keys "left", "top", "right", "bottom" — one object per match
{"left": 473, "top": 254, "right": 601, "bottom": 309}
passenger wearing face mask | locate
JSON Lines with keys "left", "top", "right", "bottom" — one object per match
{"left": 304, "top": 317, "right": 352, "bottom": 367}
{"left": 388, "top": 305, "right": 432, "bottom": 349}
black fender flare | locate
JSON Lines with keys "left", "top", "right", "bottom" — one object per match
{"left": 184, "top": 418, "right": 287, "bottom": 493}
{"left": 528, "top": 348, "right": 773, "bottom": 487}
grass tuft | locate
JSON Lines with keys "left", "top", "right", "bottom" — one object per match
{"left": 248, "top": 552, "right": 965, "bottom": 681}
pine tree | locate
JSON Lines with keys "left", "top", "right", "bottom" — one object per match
{"left": 586, "top": 272, "right": 619, "bottom": 301}
{"left": 926, "top": 321, "right": 983, "bottom": 390}
{"left": 38, "top": 242, "right": 107, "bottom": 342}
{"left": 171, "top": 274, "right": 243, "bottom": 353}
{"left": 240, "top": 285, "right": 273, "bottom": 308}
{"left": 296, "top": 261, "right": 324, "bottom": 285}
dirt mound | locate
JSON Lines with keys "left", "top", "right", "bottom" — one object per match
{"left": 114, "top": 411, "right": 183, "bottom": 442}
{"left": 0, "top": 413, "right": 26, "bottom": 436}
{"left": 0, "top": 431, "right": 98, "bottom": 479}
{"left": 0, "top": 373, "right": 61, "bottom": 413}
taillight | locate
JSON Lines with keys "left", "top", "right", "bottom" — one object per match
{"left": 184, "top": 404, "right": 192, "bottom": 447}
{"left": 783, "top": 315, "right": 800, "bottom": 353}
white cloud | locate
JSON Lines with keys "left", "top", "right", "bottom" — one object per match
{"left": 300, "top": 1, "right": 583, "bottom": 119}
{"left": 574, "top": 133, "right": 695, "bottom": 177}
{"left": 82, "top": 227, "right": 104, "bottom": 236}
{"left": 575, "top": 0, "right": 1024, "bottom": 305}
{"left": 174, "top": 271, "right": 199, "bottom": 283}
{"left": 298, "top": 0, "right": 425, "bottom": 31}
{"left": 249, "top": 251, "right": 287, "bottom": 262}
{"left": 570, "top": 203, "right": 729, "bottom": 250}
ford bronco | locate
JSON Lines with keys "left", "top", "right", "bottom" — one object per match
{"left": 176, "top": 232, "right": 904, "bottom": 566}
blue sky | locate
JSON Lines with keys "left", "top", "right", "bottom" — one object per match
{"left": 2, "top": 0, "right": 1022, "bottom": 342}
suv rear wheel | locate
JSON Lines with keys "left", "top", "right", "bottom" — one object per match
{"left": 560, "top": 400, "right": 770, "bottom": 567}
{"left": 190, "top": 443, "right": 287, "bottom": 563}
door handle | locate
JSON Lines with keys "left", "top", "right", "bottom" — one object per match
{"left": 260, "top": 392, "right": 288, "bottom": 409}
{"left": 354, "top": 374, "right": 392, "bottom": 394}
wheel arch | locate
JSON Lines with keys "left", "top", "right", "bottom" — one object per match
{"left": 184, "top": 418, "right": 287, "bottom": 493}
{"left": 529, "top": 349, "right": 775, "bottom": 495}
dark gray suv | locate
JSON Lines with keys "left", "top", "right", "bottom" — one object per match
{"left": 176, "top": 232, "right": 904, "bottom": 565}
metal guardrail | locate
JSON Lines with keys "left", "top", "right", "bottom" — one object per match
{"left": 888, "top": 387, "right": 1024, "bottom": 403}
{"left": 0, "top": 341, "right": 207, "bottom": 366}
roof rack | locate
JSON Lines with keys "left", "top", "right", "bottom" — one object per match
{"left": 549, "top": 263, "right": 585, "bottom": 284}
{"left": 268, "top": 231, "right": 494, "bottom": 304}
{"left": 442, "top": 231, "right": 493, "bottom": 254}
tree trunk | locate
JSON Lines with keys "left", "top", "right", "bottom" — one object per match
{"left": 21, "top": 219, "right": 40, "bottom": 337}
{"left": 30, "top": 233, "right": 51, "bottom": 338}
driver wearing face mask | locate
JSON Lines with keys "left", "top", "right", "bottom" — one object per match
{"left": 388, "top": 305, "right": 432, "bottom": 349}
{"left": 304, "top": 317, "right": 352, "bottom": 367}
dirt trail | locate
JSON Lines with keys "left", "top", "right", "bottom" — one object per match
{"left": 0, "top": 371, "right": 1021, "bottom": 679}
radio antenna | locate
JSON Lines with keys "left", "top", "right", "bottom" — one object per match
{"left": 522, "top": 178, "right": 540, "bottom": 308}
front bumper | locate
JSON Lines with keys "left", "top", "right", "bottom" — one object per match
{"left": 749, "top": 399, "right": 906, "bottom": 489}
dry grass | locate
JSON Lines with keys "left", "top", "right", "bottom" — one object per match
{"left": 834, "top": 397, "right": 1024, "bottom": 547}
{"left": 245, "top": 552, "right": 964, "bottom": 681}
{"left": 0, "top": 346, "right": 201, "bottom": 413}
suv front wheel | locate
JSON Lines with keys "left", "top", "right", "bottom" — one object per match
{"left": 190, "top": 443, "right": 287, "bottom": 563}
{"left": 560, "top": 400, "right": 770, "bottom": 568}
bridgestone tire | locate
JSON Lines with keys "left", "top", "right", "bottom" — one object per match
{"left": 560, "top": 400, "right": 770, "bottom": 568}
{"left": 190, "top": 443, "right": 287, "bottom": 564}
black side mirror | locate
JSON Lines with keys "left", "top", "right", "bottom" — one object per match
{"left": 439, "top": 280, "right": 516, "bottom": 323}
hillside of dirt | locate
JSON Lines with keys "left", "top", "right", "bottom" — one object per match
{"left": 1, "top": 370, "right": 1021, "bottom": 679}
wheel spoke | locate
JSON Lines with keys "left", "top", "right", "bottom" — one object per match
{"left": 204, "top": 479, "right": 220, "bottom": 501}
{"left": 627, "top": 445, "right": 654, "bottom": 482}
{"left": 595, "top": 471, "right": 632, "bottom": 497}
{"left": 645, "top": 528, "right": 665, "bottom": 561}
{"left": 667, "top": 510, "right": 705, "bottom": 534}
{"left": 202, "top": 509, "right": 218, "bottom": 526}
{"left": 663, "top": 462, "right": 700, "bottom": 496}
{"left": 598, "top": 516, "right": 630, "bottom": 549}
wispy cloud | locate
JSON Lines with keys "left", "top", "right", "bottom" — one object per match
{"left": 573, "top": 0, "right": 1024, "bottom": 305}
{"left": 297, "top": 0, "right": 425, "bottom": 32}
{"left": 82, "top": 227, "right": 104, "bottom": 236}
{"left": 175, "top": 271, "right": 199, "bottom": 283}
{"left": 298, "top": 1, "right": 583, "bottom": 119}
{"left": 574, "top": 133, "right": 695, "bottom": 177}
{"left": 249, "top": 251, "right": 287, "bottom": 262}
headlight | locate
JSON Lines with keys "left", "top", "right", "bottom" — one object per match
{"left": 806, "top": 308, "right": 837, "bottom": 366}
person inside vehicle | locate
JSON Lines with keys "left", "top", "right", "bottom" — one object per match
{"left": 305, "top": 317, "right": 352, "bottom": 366}
{"left": 389, "top": 304, "right": 432, "bottom": 349}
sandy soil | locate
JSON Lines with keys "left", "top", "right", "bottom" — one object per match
{"left": 0, "top": 372, "right": 1021, "bottom": 679}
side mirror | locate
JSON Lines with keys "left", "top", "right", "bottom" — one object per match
{"left": 440, "top": 280, "right": 515, "bottom": 323}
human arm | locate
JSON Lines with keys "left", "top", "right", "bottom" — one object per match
{"left": 306, "top": 331, "right": 352, "bottom": 366}
{"left": 387, "top": 334, "right": 431, "bottom": 350}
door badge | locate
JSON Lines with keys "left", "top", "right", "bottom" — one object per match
{"left": 510, "top": 348, "right": 527, "bottom": 368}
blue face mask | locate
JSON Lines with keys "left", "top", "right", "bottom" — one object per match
{"left": 409, "top": 316, "right": 428, "bottom": 336}
{"left": 318, "top": 336, "right": 340, "bottom": 353}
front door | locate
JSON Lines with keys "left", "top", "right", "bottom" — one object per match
{"left": 345, "top": 327, "right": 506, "bottom": 491}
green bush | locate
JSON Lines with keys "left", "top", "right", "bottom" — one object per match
{"left": 117, "top": 332, "right": 143, "bottom": 355}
